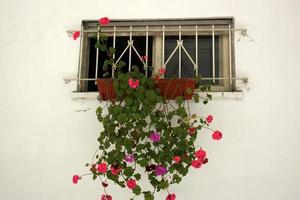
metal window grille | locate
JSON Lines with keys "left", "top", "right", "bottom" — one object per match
{"left": 66, "top": 18, "right": 248, "bottom": 92}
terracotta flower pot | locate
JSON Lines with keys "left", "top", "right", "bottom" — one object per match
{"left": 155, "top": 78, "right": 195, "bottom": 100}
{"left": 97, "top": 79, "right": 116, "bottom": 101}
{"left": 97, "top": 78, "right": 196, "bottom": 101}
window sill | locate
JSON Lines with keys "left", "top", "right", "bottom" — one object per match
{"left": 70, "top": 91, "right": 245, "bottom": 101}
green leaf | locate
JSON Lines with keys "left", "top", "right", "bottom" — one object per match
{"left": 175, "top": 96, "right": 183, "bottom": 106}
{"left": 206, "top": 93, "right": 212, "bottom": 100}
{"left": 117, "top": 60, "right": 126, "bottom": 68}
{"left": 158, "top": 181, "right": 169, "bottom": 189}
{"left": 123, "top": 167, "right": 134, "bottom": 177}
{"left": 94, "top": 42, "right": 101, "bottom": 49}
{"left": 134, "top": 173, "right": 141, "bottom": 180}
{"left": 185, "top": 87, "right": 193, "bottom": 95}
{"left": 125, "top": 96, "right": 133, "bottom": 106}
{"left": 171, "top": 174, "right": 182, "bottom": 184}
{"left": 132, "top": 185, "right": 141, "bottom": 195}
{"left": 143, "top": 192, "right": 154, "bottom": 200}
{"left": 132, "top": 65, "right": 140, "bottom": 72}
{"left": 103, "top": 72, "right": 110, "bottom": 77}
{"left": 109, "top": 47, "right": 116, "bottom": 54}
{"left": 193, "top": 93, "right": 200, "bottom": 103}
{"left": 138, "top": 159, "right": 148, "bottom": 167}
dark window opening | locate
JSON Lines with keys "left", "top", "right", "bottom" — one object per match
{"left": 88, "top": 36, "right": 153, "bottom": 91}
{"left": 164, "top": 36, "right": 220, "bottom": 84}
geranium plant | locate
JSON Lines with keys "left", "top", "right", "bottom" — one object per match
{"left": 72, "top": 17, "right": 223, "bottom": 200}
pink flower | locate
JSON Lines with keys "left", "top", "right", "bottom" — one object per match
{"left": 206, "top": 115, "right": 213, "bottom": 123}
{"left": 110, "top": 165, "right": 122, "bottom": 176}
{"left": 125, "top": 154, "right": 135, "bottom": 163}
{"left": 191, "top": 159, "right": 202, "bottom": 169}
{"left": 149, "top": 132, "right": 160, "bottom": 142}
{"left": 72, "top": 175, "right": 80, "bottom": 184}
{"left": 101, "top": 194, "right": 112, "bottom": 200}
{"left": 166, "top": 193, "right": 176, "bottom": 200}
{"left": 212, "top": 130, "right": 222, "bottom": 140}
{"left": 155, "top": 165, "right": 167, "bottom": 176}
{"left": 140, "top": 55, "right": 148, "bottom": 62}
{"left": 158, "top": 67, "right": 166, "bottom": 75}
{"left": 72, "top": 31, "right": 80, "bottom": 40}
{"left": 97, "top": 162, "right": 108, "bottom": 174}
{"left": 128, "top": 78, "right": 140, "bottom": 89}
{"left": 126, "top": 179, "right": 137, "bottom": 189}
{"left": 188, "top": 127, "right": 196, "bottom": 135}
{"left": 195, "top": 148, "right": 206, "bottom": 160}
{"left": 173, "top": 156, "right": 181, "bottom": 164}
{"left": 99, "top": 17, "right": 110, "bottom": 25}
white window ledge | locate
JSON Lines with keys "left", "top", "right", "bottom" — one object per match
{"left": 70, "top": 91, "right": 245, "bottom": 101}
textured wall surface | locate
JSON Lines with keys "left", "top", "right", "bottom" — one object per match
{"left": 1, "top": 0, "right": 300, "bottom": 199}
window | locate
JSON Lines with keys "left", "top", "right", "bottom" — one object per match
{"left": 77, "top": 18, "right": 235, "bottom": 92}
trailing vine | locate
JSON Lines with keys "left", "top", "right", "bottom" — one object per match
{"left": 72, "top": 17, "right": 222, "bottom": 200}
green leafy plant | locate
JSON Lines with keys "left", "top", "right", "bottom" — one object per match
{"left": 72, "top": 17, "right": 223, "bottom": 200}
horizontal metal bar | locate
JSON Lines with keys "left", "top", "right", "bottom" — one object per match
{"left": 64, "top": 77, "right": 248, "bottom": 82}
{"left": 67, "top": 28, "right": 246, "bottom": 34}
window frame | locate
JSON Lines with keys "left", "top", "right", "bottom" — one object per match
{"left": 77, "top": 17, "right": 235, "bottom": 92}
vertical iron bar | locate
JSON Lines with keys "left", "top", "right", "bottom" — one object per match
{"left": 145, "top": 26, "right": 149, "bottom": 77}
{"left": 112, "top": 26, "right": 116, "bottom": 78}
{"left": 212, "top": 25, "right": 215, "bottom": 83}
{"left": 77, "top": 26, "right": 84, "bottom": 86}
{"left": 95, "top": 26, "right": 100, "bottom": 84}
{"left": 195, "top": 25, "right": 198, "bottom": 76}
{"left": 129, "top": 26, "right": 132, "bottom": 71}
{"left": 229, "top": 24, "right": 232, "bottom": 85}
{"left": 179, "top": 25, "right": 182, "bottom": 78}
{"left": 162, "top": 25, "right": 165, "bottom": 66}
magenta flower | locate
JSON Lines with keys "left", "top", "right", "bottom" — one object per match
{"left": 125, "top": 154, "right": 135, "bottom": 163}
{"left": 149, "top": 132, "right": 160, "bottom": 142}
{"left": 155, "top": 165, "right": 167, "bottom": 176}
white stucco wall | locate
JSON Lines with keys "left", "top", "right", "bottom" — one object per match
{"left": 1, "top": 0, "right": 300, "bottom": 199}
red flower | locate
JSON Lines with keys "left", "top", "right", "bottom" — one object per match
{"left": 110, "top": 165, "right": 122, "bottom": 176}
{"left": 203, "top": 158, "right": 209, "bottom": 164}
{"left": 158, "top": 67, "right": 166, "bottom": 75}
{"left": 102, "top": 182, "right": 108, "bottom": 187}
{"left": 140, "top": 55, "right": 148, "bottom": 62}
{"left": 206, "top": 115, "right": 213, "bottom": 123}
{"left": 173, "top": 156, "right": 181, "bottom": 164}
{"left": 128, "top": 78, "right": 140, "bottom": 89}
{"left": 99, "top": 17, "right": 110, "bottom": 25}
{"left": 188, "top": 127, "right": 196, "bottom": 135}
{"left": 166, "top": 193, "right": 176, "bottom": 200}
{"left": 212, "top": 130, "right": 222, "bottom": 140}
{"left": 195, "top": 148, "right": 206, "bottom": 160}
{"left": 101, "top": 194, "right": 112, "bottom": 200}
{"left": 126, "top": 179, "right": 137, "bottom": 189}
{"left": 191, "top": 159, "right": 202, "bottom": 169}
{"left": 72, "top": 31, "right": 80, "bottom": 40}
{"left": 72, "top": 175, "right": 80, "bottom": 184}
{"left": 97, "top": 162, "right": 108, "bottom": 174}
